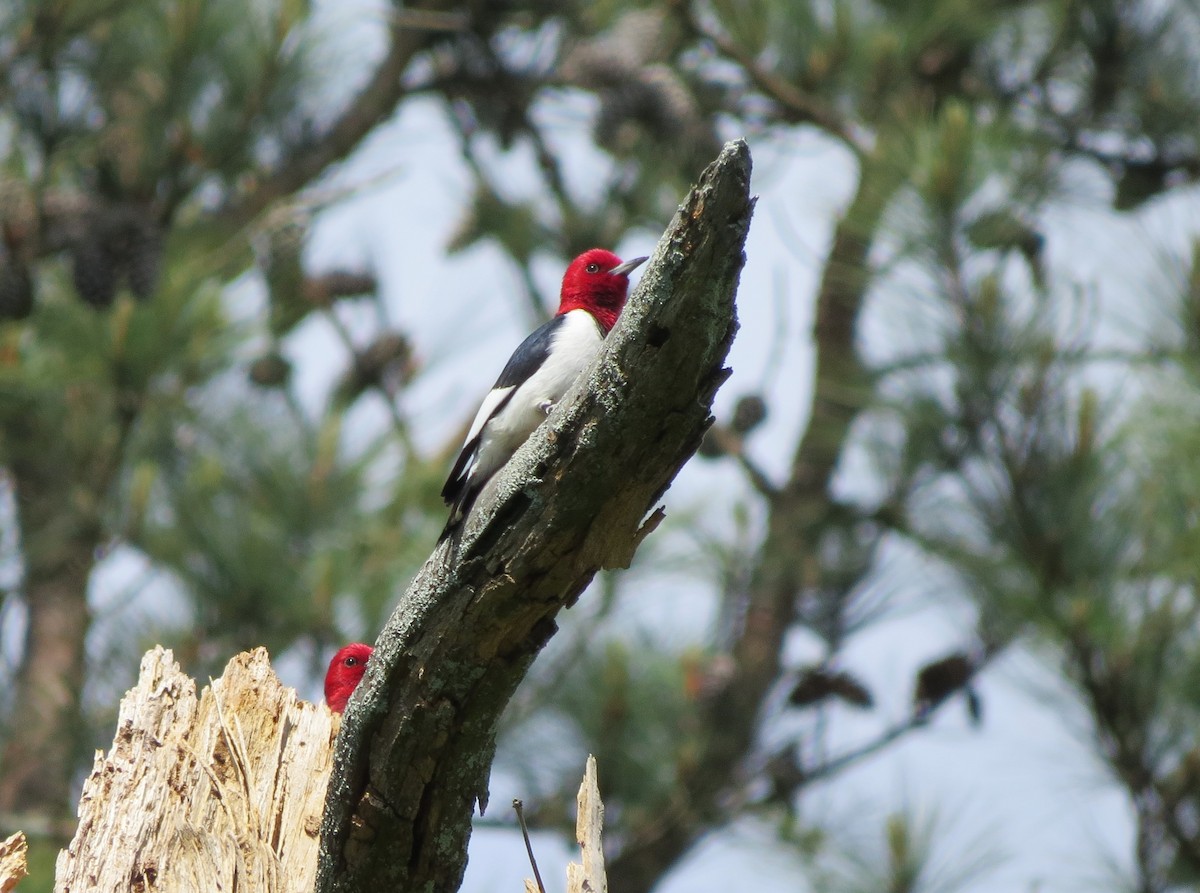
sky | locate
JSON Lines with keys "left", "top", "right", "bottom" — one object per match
{"left": 44, "top": 1, "right": 1200, "bottom": 890}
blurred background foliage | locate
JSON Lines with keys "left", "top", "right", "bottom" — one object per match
{"left": 4, "top": 0, "right": 1200, "bottom": 891}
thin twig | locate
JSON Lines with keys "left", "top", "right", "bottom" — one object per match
{"left": 734, "top": 451, "right": 780, "bottom": 500}
{"left": 804, "top": 646, "right": 1004, "bottom": 784}
{"left": 513, "top": 799, "right": 546, "bottom": 893}
{"left": 874, "top": 345, "right": 1180, "bottom": 380}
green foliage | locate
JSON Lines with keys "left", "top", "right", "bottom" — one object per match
{"left": 502, "top": 632, "right": 699, "bottom": 824}
{"left": 127, "top": 398, "right": 437, "bottom": 667}
{"left": 20, "top": 836, "right": 58, "bottom": 893}
{"left": 807, "top": 807, "right": 1000, "bottom": 893}
{"left": 0, "top": 269, "right": 229, "bottom": 493}
{"left": 0, "top": 0, "right": 429, "bottom": 825}
{"left": 2, "top": 0, "right": 316, "bottom": 196}
{"left": 455, "top": 3, "right": 1200, "bottom": 887}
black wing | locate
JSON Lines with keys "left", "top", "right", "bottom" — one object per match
{"left": 492, "top": 314, "right": 562, "bottom": 390}
{"left": 439, "top": 315, "right": 565, "bottom": 515}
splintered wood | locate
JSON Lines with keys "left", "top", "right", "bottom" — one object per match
{"left": 0, "top": 831, "right": 28, "bottom": 893}
{"left": 526, "top": 755, "right": 607, "bottom": 893}
{"left": 54, "top": 647, "right": 337, "bottom": 893}
{"left": 567, "top": 756, "right": 607, "bottom": 893}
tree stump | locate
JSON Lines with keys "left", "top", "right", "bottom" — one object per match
{"left": 0, "top": 832, "right": 28, "bottom": 892}
{"left": 54, "top": 647, "right": 336, "bottom": 893}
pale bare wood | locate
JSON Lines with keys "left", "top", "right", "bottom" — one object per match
{"left": 54, "top": 647, "right": 337, "bottom": 893}
{"left": 566, "top": 755, "right": 606, "bottom": 893}
{"left": 523, "top": 758, "right": 609, "bottom": 893}
{"left": 527, "top": 756, "right": 607, "bottom": 893}
{"left": 0, "top": 831, "right": 28, "bottom": 892}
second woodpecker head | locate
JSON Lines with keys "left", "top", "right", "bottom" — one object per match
{"left": 324, "top": 642, "right": 374, "bottom": 714}
{"left": 557, "top": 248, "right": 648, "bottom": 333}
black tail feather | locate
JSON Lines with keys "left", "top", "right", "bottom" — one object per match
{"left": 438, "top": 483, "right": 481, "bottom": 543}
{"left": 441, "top": 436, "right": 479, "bottom": 505}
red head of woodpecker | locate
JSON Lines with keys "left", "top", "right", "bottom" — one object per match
{"left": 440, "top": 248, "right": 648, "bottom": 537}
{"left": 324, "top": 643, "right": 373, "bottom": 714}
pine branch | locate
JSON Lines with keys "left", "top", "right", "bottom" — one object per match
{"left": 315, "top": 141, "right": 754, "bottom": 893}
{"left": 679, "top": 1, "right": 856, "bottom": 150}
{"left": 217, "top": 0, "right": 462, "bottom": 229}
{"left": 304, "top": 271, "right": 377, "bottom": 305}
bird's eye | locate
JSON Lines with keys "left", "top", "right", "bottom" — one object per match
{"left": 344, "top": 657, "right": 358, "bottom": 667}
{"left": 585, "top": 263, "right": 600, "bottom": 273}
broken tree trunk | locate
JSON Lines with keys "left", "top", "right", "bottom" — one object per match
{"left": 318, "top": 139, "right": 754, "bottom": 892}
{"left": 53, "top": 648, "right": 336, "bottom": 893}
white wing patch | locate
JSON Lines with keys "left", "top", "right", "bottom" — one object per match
{"left": 465, "top": 385, "right": 515, "bottom": 448}
{"left": 469, "top": 310, "right": 603, "bottom": 484}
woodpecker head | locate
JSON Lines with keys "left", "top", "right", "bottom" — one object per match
{"left": 324, "top": 642, "right": 374, "bottom": 714}
{"left": 557, "top": 248, "right": 648, "bottom": 333}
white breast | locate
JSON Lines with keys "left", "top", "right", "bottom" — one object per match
{"left": 472, "top": 309, "right": 604, "bottom": 482}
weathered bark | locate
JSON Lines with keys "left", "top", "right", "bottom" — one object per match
{"left": 317, "top": 140, "right": 754, "bottom": 893}
{"left": 54, "top": 648, "right": 337, "bottom": 893}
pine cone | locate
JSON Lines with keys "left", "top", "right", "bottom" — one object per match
{"left": 263, "top": 220, "right": 309, "bottom": 336}
{"left": 561, "top": 8, "right": 672, "bottom": 86}
{"left": 359, "top": 331, "right": 415, "bottom": 388}
{"left": 71, "top": 235, "right": 118, "bottom": 309}
{"left": 70, "top": 205, "right": 162, "bottom": 308}
{"left": 731, "top": 395, "right": 767, "bottom": 434}
{"left": 248, "top": 351, "right": 292, "bottom": 388}
{"left": 333, "top": 331, "right": 415, "bottom": 406}
{"left": 594, "top": 82, "right": 653, "bottom": 155}
{"left": 913, "top": 651, "right": 975, "bottom": 717}
{"left": 788, "top": 666, "right": 873, "bottom": 710}
{"left": 591, "top": 63, "right": 709, "bottom": 159}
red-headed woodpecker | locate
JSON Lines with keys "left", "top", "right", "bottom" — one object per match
{"left": 440, "top": 248, "right": 648, "bottom": 537}
{"left": 324, "top": 642, "right": 373, "bottom": 714}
